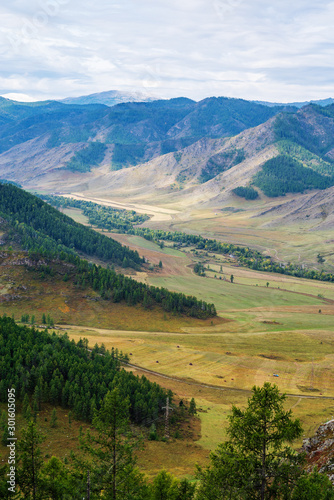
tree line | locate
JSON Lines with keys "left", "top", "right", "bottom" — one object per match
{"left": 71, "top": 258, "right": 216, "bottom": 317}
{"left": 1, "top": 381, "right": 333, "bottom": 499}
{"left": 253, "top": 154, "right": 334, "bottom": 197}
{"left": 129, "top": 227, "right": 334, "bottom": 283}
{"left": 41, "top": 195, "right": 150, "bottom": 232}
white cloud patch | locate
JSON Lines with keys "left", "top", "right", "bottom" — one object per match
{"left": 0, "top": 0, "right": 333, "bottom": 102}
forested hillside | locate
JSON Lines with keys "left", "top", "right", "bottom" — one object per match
{"left": 0, "top": 183, "right": 142, "bottom": 269}
{"left": 65, "top": 141, "right": 107, "bottom": 172}
{"left": 0, "top": 316, "right": 168, "bottom": 425}
{"left": 0, "top": 98, "right": 109, "bottom": 154}
{"left": 253, "top": 154, "right": 334, "bottom": 197}
{"left": 0, "top": 184, "right": 216, "bottom": 318}
{"left": 274, "top": 104, "right": 334, "bottom": 161}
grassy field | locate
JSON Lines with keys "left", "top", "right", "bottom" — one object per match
{"left": 166, "top": 208, "right": 334, "bottom": 270}
{"left": 64, "top": 318, "right": 334, "bottom": 453}
{"left": 62, "top": 207, "right": 89, "bottom": 225}
{"left": 56, "top": 230, "right": 334, "bottom": 463}
{"left": 3, "top": 203, "right": 334, "bottom": 479}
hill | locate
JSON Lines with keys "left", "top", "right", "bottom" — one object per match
{"left": 3, "top": 96, "right": 334, "bottom": 231}
{"left": 0, "top": 315, "right": 168, "bottom": 425}
{"left": 254, "top": 97, "right": 334, "bottom": 108}
{"left": 0, "top": 183, "right": 217, "bottom": 320}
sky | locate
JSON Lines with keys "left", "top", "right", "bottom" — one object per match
{"left": 0, "top": 0, "right": 334, "bottom": 103}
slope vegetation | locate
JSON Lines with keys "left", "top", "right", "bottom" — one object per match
{"left": 0, "top": 183, "right": 216, "bottom": 319}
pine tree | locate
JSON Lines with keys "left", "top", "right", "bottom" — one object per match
{"left": 189, "top": 398, "right": 197, "bottom": 415}
{"left": 80, "top": 388, "right": 143, "bottom": 499}
{"left": 22, "top": 394, "right": 30, "bottom": 418}
{"left": 150, "top": 470, "right": 178, "bottom": 500}
{"left": 50, "top": 409, "right": 57, "bottom": 428}
{"left": 40, "top": 457, "right": 74, "bottom": 499}
{"left": 197, "top": 383, "right": 304, "bottom": 500}
{"left": 176, "top": 478, "right": 196, "bottom": 500}
{"left": 17, "top": 421, "right": 44, "bottom": 500}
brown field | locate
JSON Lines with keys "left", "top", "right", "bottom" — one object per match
{"left": 0, "top": 255, "right": 223, "bottom": 333}
{"left": 111, "top": 233, "right": 193, "bottom": 278}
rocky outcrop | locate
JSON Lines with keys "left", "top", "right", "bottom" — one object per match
{"left": 302, "top": 419, "right": 334, "bottom": 483}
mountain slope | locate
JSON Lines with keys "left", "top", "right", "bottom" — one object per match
{"left": 0, "top": 96, "right": 284, "bottom": 185}
{"left": 0, "top": 183, "right": 216, "bottom": 319}
{"left": 255, "top": 97, "right": 334, "bottom": 109}
{"left": 38, "top": 103, "right": 334, "bottom": 230}
{"left": 3, "top": 97, "right": 334, "bottom": 229}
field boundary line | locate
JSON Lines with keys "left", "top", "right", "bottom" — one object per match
{"left": 123, "top": 362, "right": 334, "bottom": 400}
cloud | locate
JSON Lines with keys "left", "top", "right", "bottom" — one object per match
{"left": 2, "top": 92, "right": 37, "bottom": 102}
{"left": 0, "top": 0, "right": 333, "bottom": 102}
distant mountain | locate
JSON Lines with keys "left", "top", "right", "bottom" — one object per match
{"left": 60, "top": 90, "right": 159, "bottom": 107}
{"left": 2, "top": 94, "right": 334, "bottom": 227}
{"left": 0, "top": 95, "right": 285, "bottom": 185}
{"left": 40, "top": 102, "right": 334, "bottom": 230}
{"left": 254, "top": 97, "right": 334, "bottom": 109}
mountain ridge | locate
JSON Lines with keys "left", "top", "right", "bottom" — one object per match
{"left": 59, "top": 89, "right": 159, "bottom": 107}
{"left": 2, "top": 96, "right": 334, "bottom": 229}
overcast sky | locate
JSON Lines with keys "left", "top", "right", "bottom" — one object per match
{"left": 0, "top": 0, "right": 334, "bottom": 102}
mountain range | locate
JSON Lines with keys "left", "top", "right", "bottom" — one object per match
{"left": 254, "top": 97, "right": 334, "bottom": 108}
{"left": 0, "top": 95, "right": 283, "bottom": 182}
{"left": 58, "top": 89, "right": 334, "bottom": 110}
{"left": 1, "top": 93, "right": 334, "bottom": 229}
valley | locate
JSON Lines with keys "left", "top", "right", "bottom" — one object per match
{"left": 2, "top": 196, "right": 333, "bottom": 478}
{"left": 1, "top": 94, "right": 334, "bottom": 493}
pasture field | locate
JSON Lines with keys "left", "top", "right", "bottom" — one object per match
{"left": 3, "top": 201, "right": 333, "bottom": 478}
{"left": 60, "top": 191, "right": 334, "bottom": 268}
{"left": 167, "top": 209, "right": 334, "bottom": 270}
{"left": 65, "top": 319, "right": 334, "bottom": 454}
{"left": 61, "top": 228, "right": 334, "bottom": 467}
{"left": 62, "top": 207, "right": 89, "bottom": 225}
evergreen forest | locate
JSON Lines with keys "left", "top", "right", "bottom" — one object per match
{"left": 253, "top": 154, "right": 334, "bottom": 197}
{"left": 0, "top": 316, "right": 169, "bottom": 426}
{"left": 0, "top": 184, "right": 217, "bottom": 319}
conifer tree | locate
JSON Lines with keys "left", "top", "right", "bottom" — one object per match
{"left": 80, "top": 388, "right": 144, "bottom": 499}
{"left": 50, "top": 408, "right": 57, "bottom": 428}
{"left": 197, "top": 383, "right": 304, "bottom": 500}
{"left": 189, "top": 398, "right": 197, "bottom": 415}
{"left": 17, "top": 422, "right": 44, "bottom": 500}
